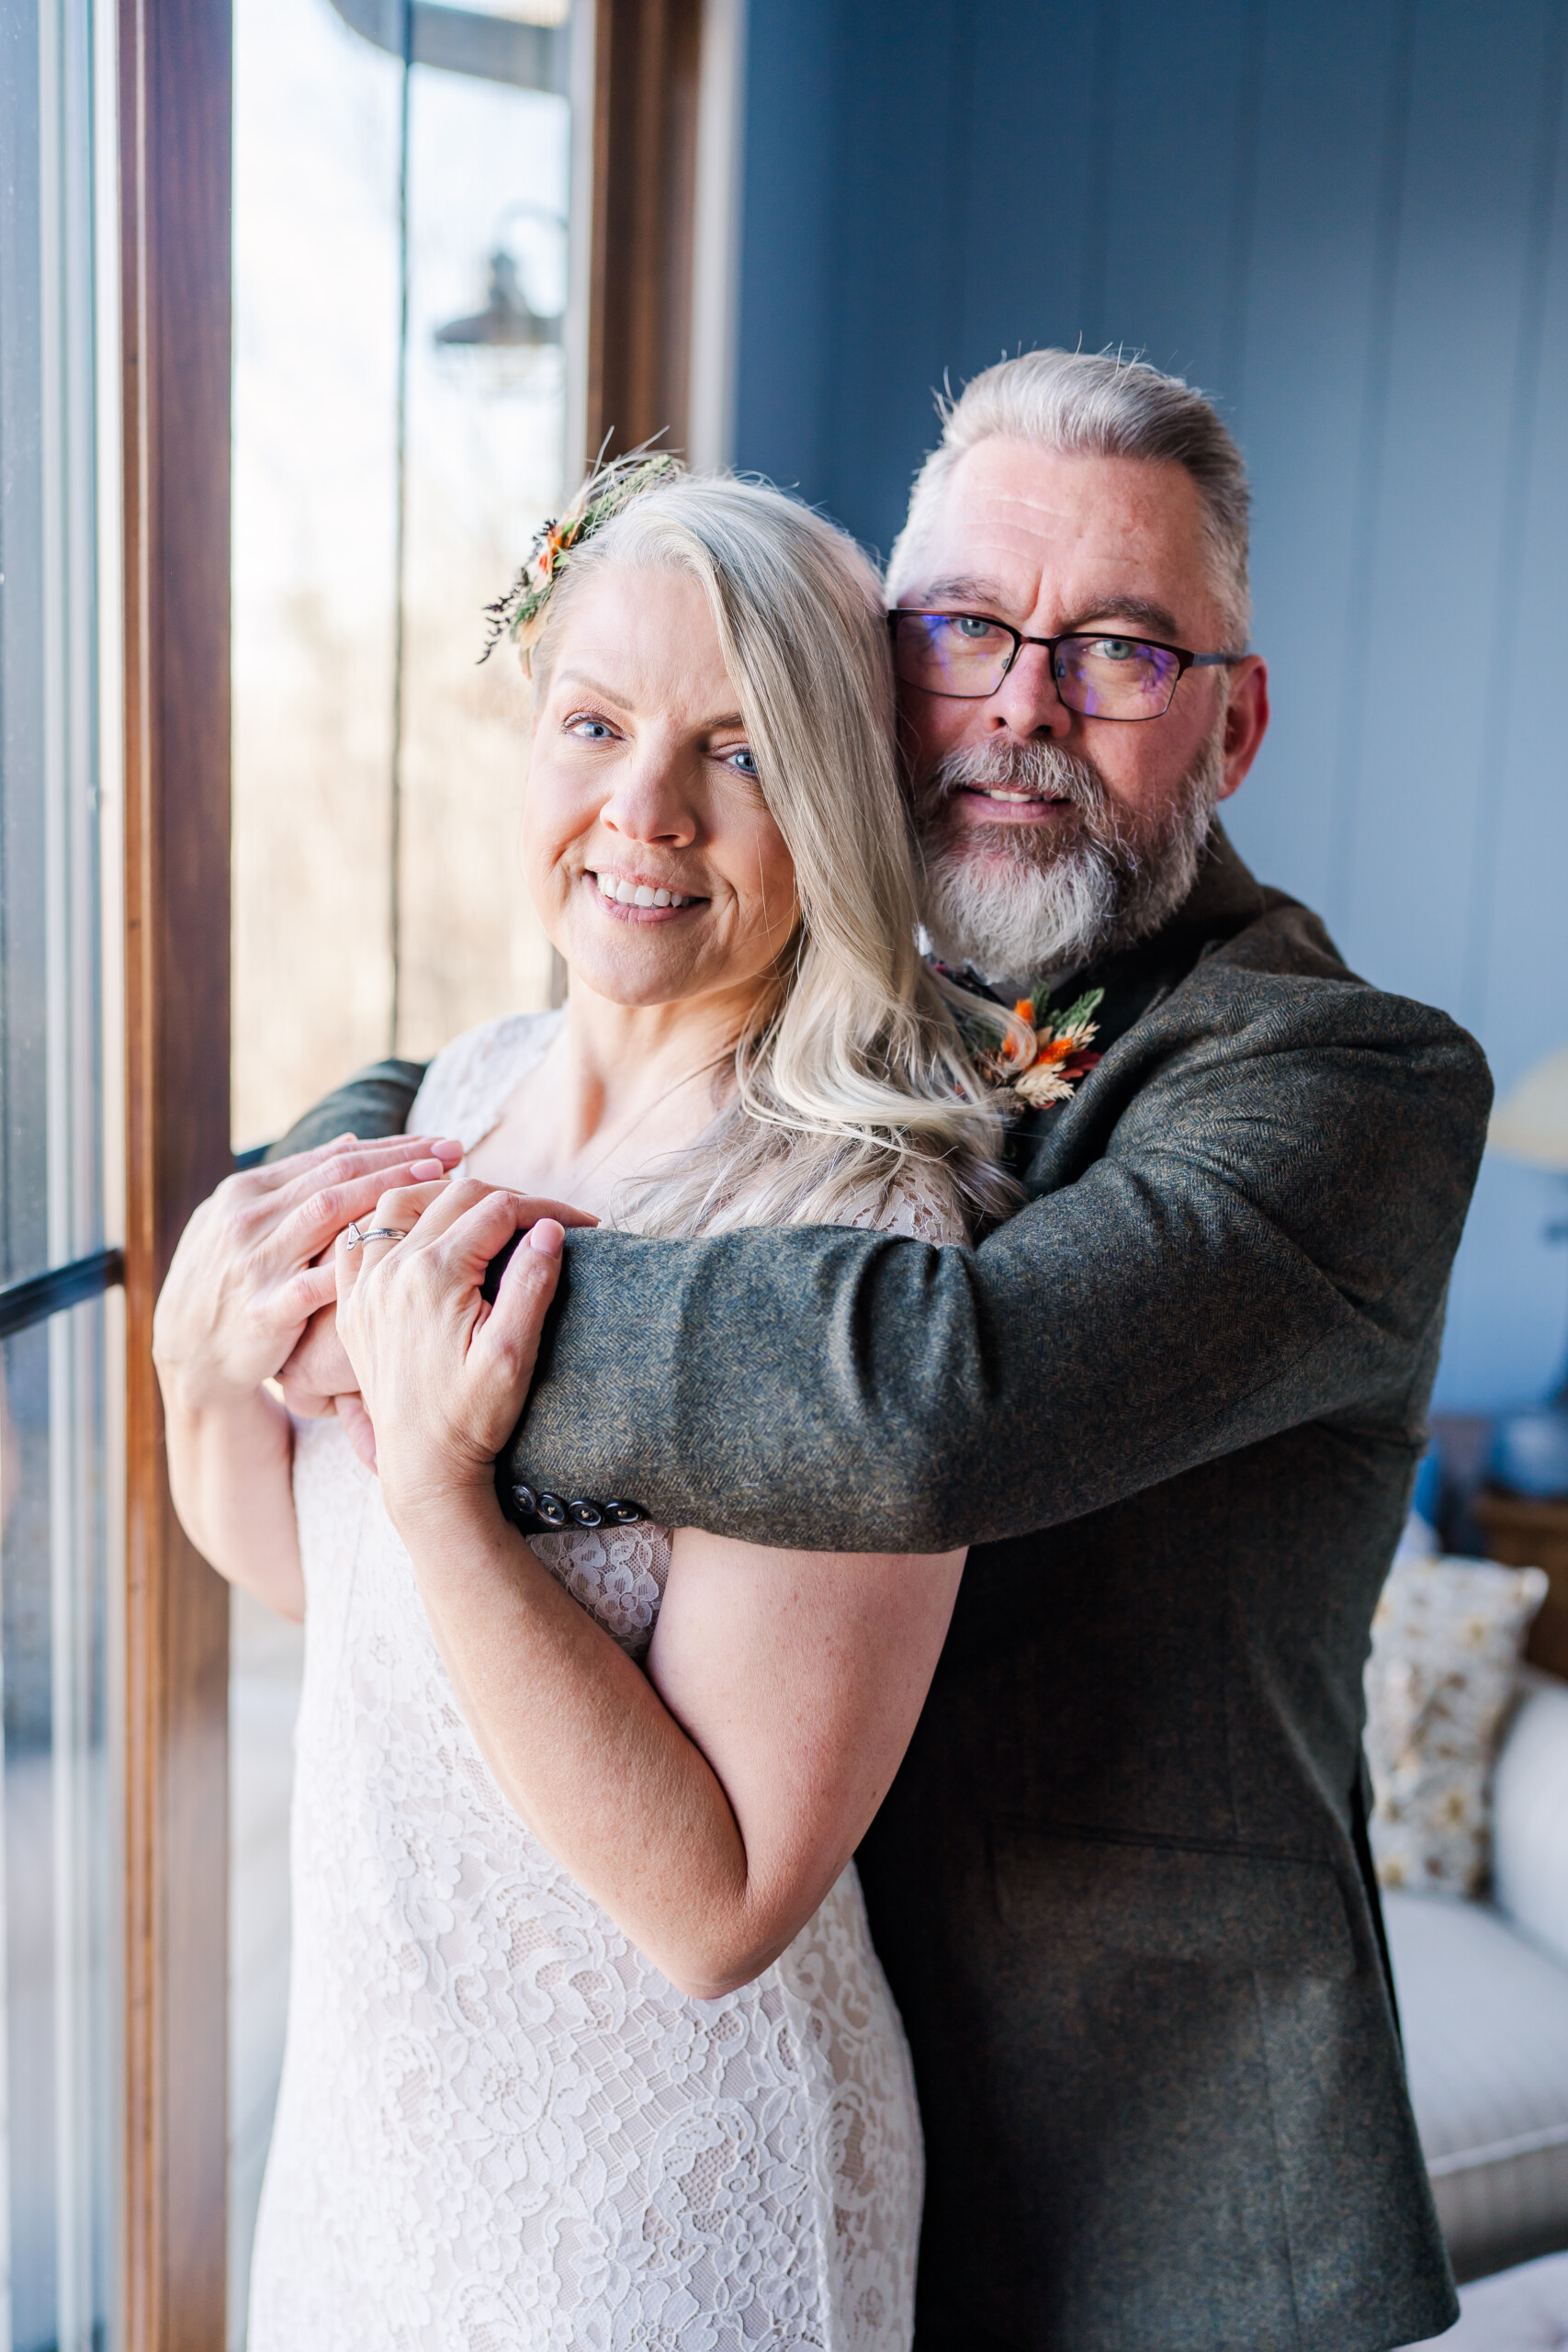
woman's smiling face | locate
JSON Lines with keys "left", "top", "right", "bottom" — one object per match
{"left": 522, "top": 563, "right": 799, "bottom": 1011}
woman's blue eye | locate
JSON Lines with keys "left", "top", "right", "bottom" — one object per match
{"left": 726, "top": 746, "right": 759, "bottom": 775}
{"left": 569, "top": 715, "right": 615, "bottom": 739}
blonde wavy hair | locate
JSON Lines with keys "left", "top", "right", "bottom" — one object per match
{"left": 522, "top": 470, "right": 1016, "bottom": 1238}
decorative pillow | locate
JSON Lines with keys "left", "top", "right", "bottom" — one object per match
{"left": 1364, "top": 1555, "right": 1548, "bottom": 1897}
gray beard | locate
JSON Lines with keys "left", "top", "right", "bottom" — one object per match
{"left": 913, "top": 729, "right": 1225, "bottom": 989}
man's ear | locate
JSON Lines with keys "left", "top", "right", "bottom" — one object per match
{"left": 1217, "top": 656, "right": 1269, "bottom": 800}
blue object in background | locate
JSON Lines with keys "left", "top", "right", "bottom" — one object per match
{"left": 1487, "top": 1408, "right": 1568, "bottom": 1500}
{"left": 729, "top": 0, "right": 1568, "bottom": 1417}
{"left": 1411, "top": 1448, "right": 1445, "bottom": 1526}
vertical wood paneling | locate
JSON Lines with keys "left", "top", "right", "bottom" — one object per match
{"left": 1459, "top": 6, "right": 1568, "bottom": 1029}
{"left": 1337, "top": 1, "right": 1560, "bottom": 1013}
{"left": 1091, "top": 0, "right": 1258, "bottom": 388}
{"left": 825, "top": 2, "right": 970, "bottom": 548}
{"left": 1232, "top": 0, "right": 1414, "bottom": 922}
{"left": 729, "top": 0, "right": 843, "bottom": 500}
{"left": 953, "top": 0, "right": 1100, "bottom": 378}
{"left": 734, "top": 0, "right": 1568, "bottom": 1413}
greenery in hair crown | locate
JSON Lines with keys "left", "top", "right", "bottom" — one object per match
{"left": 479, "top": 446, "right": 683, "bottom": 662}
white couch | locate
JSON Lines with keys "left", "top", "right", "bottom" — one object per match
{"left": 1386, "top": 1668, "right": 1568, "bottom": 2286}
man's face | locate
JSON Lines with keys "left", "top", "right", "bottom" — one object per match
{"left": 896, "top": 438, "right": 1269, "bottom": 980}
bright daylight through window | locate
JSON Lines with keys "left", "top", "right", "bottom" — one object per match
{"left": 0, "top": 1, "right": 122, "bottom": 2347}
{"left": 227, "top": 2, "right": 576, "bottom": 2336}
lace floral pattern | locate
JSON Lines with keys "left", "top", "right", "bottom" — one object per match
{"left": 248, "top": 1014, "right": 963, "bottom": 2351}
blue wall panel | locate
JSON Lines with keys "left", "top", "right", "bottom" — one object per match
{"left": 734, "top": 0, "right": 1568, "bottom": 1414}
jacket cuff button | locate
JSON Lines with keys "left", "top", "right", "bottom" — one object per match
{"left": 510, "top": 1483, "right": 537, "bottom": 1519}
{"left": 568, "top": 1498, "right": 604, "bottom": 1527}
{"left": 604, "top": 1498, "right": 642, "bottom": 1523}
{"left": 536, "top": 1492, "right": 569, "bottom": 1529}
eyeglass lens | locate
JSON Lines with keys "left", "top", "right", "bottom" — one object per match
{"left": 892, "top": 613, "right": 1183, "bottom": 718}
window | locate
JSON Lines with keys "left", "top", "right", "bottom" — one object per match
{"left": 0, "top": 0, "right": 123, "bottom": 2344}
{"left": 231, "top": 0, "right": 577, "bottom": 1154}
{"left": 6, "top": 2, "right": 728, "bottom": 2340}
{"left": 227, "top": 4, "right": 581, "bottom": 2332}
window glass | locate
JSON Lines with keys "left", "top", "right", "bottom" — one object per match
{"left": 231, "top": 0, "right": 572, "bottom": 1150}
{"left": 228, "top": 6, "right": 575, "bottom": 2334}
{"left": 0, "top": 1, "right": 119, "bottom": 2345}
{"left": 1, "top": 1304, "right": 115, "bottom": 2352}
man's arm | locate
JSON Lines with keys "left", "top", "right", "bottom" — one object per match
{"left": 505, "top": 967, "right": 1491, "bottom": 1554}
{"left": 264, "top": 1057, "right": 427, "bottom": 1160}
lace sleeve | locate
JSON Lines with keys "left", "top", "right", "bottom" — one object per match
{"left": 844, "top": 1163, "right": 970, "bottom": 1246}
{"left": 408, "top": 1009, "right": 562, "bottom": 1159}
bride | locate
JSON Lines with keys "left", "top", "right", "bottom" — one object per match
{"left": 153, "top": 460, "right": 1014, "bottom": 2349}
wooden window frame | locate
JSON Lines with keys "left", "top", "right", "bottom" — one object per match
{"left": 119, "top": 0, "right": 233, "bottom": 2341}
{"left": 585, "top": 0, "right": 705, "bottom": 460}
{"left": 115, "top": 0, "right": 713, "bottom": 2340}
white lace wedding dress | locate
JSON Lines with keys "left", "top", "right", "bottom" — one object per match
{"left": 247, "top": 1012, "right": 959, "bottom": 2352}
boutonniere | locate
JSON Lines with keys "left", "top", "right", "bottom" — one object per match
{"left": 977, "top": 983, "right": 1105, "bottom": 1108}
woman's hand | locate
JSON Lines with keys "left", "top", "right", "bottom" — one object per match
{"left": 152, "top": 1134, "right": 460, "bottom": 1412}
{"left": 152, "top": 1135, "right": 457, "bottom": 1612}
{"left": 335, "top": 1178, "right": 592, "bottom": 1519}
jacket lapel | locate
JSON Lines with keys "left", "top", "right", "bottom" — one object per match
{"left": 999, "top": 825, "right": 1274, "bottom": 1180}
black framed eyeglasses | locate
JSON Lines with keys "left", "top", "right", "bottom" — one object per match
{"left": 887, "top": 609, "right": 1245, "bottom": 721}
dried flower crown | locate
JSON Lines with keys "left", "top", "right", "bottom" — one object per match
{"left": 479, "top": 445, "right": 683, "bottom": 664}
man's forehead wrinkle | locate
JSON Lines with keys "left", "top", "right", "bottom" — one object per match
{"left": 902, "top": 580, "right": 1182, "bottom": 640}
{"left": 910, "top": 573, "right": 1012, "bottom": 607}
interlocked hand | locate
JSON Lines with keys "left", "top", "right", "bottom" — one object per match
{"left": 152, "top": 1134, "right": 459, "bottom": 1410}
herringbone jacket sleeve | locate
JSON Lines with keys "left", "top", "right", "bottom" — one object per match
{"left": 263, "top": 1057, "right": 428, "bottom": 1160}
{"left": 503, "top": 954, "right": 1491, "bottom": 1553}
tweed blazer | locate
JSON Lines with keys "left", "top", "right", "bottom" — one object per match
{"left": 276, "top": 829, "right": 1490, "bottom": 2352}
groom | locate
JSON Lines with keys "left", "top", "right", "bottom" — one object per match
{"left": 274, "top": 351, "right": 1486, "bottom": 2351}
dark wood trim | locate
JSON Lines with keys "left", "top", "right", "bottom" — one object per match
{"left": 1474, "top": 1487, "right": 1568, "bottom": 1680}
{"left": 586, "top": 0, "right": 705, "bottom": 460}
{"left": 119, "top": 0, "right": 233, "bottom": 2343}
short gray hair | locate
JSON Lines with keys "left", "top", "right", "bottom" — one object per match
{"left": 886, "top": 348, "right": 1252, "bottom": 642}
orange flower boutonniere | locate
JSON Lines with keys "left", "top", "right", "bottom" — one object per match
{"left": 977, "top": 984, "right": 1105, "bottom": 1109}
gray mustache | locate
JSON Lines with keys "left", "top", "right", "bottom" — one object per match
{"left": 925, "top": 739, "right": 1108, "bottom": 815}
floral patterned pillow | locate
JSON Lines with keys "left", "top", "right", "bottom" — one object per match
{"left": 1365, "top": 1555, "right": 1548, "bottom": 1897}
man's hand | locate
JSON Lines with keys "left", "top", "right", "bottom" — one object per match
{"left": 276, "top": 1301, "right": 358, "bottom": 1420}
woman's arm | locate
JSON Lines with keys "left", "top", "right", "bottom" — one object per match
{"left": 153, "top": 1134, "right": 460, "bottom": 1615}
{"left": 400, "top": 1495, "right": 961, "bottom": 1997}
{"left": 340, "top": 1180, "right": 964, "bottom": 1997}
